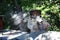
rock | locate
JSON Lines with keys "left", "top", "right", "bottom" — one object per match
{"left": 0, "top": 31, "right": 60, "bottom": 40}
{"left": 32, "top": 31, "right": 60, "bottom": 40}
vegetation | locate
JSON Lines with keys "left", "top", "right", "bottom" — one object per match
{"left": 0, "top": 0, "right": 60, "bottom": 31}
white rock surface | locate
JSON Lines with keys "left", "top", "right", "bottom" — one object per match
{"left": 16, "top": 31, "right": 60, "bottom": 40}
{"left": 33, "top": 31, "right": 60, "bottom": 40}
{"left": 0, "top": 31, "right": 60, "bottom": 40}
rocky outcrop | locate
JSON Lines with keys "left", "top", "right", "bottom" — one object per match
{"left": 27, "top": 31, "right": 60, "bottom": 40}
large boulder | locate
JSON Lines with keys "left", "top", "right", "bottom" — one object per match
{"left": 27, "top": 31, "right": 60, "bottom": 40}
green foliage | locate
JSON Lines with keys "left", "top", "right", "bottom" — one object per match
{"left": 48, "top": 26, "right": 60, "bottom": 31}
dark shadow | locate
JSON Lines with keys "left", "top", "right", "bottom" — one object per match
{"left": 46, "top": 11, "right": 60, "bottom": 29}
{"left": 29, "top": 31, "right": 47, "bottom": 40}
